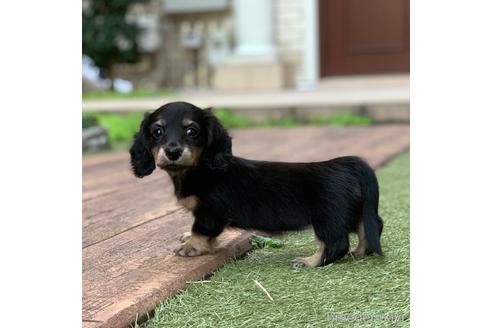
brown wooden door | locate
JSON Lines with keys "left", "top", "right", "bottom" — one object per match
{"left": 319, "top": 0, "right": 410, "bottom": 77}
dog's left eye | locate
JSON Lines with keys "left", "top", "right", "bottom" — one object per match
{"left": 185, "top": 127, "right": 198, "bottom": 137}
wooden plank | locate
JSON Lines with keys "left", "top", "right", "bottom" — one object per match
{"left": 83, "top": 208, "right": 250, "bottom": 328}
{"left": 82, "top": 321, "right": 102, "bottom": 328}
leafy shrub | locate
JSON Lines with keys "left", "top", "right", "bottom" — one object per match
{"left": 213, "top": 108, "right": 253, "bottom": 128}
{"left": 309, "top": 113, "right": 373, "bottom": 126}
{"left": 95, "top": 112, "right": 143, "bottom": 142}
{"left": 82, "top": 114, "right": 99, "bottom": 128}
{"left": 264, "top": 117, "right": 298, "bottom": 127}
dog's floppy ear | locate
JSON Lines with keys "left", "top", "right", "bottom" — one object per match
{"left": 130, "top": 113, "right": 155, "bottom": 178}
{"left": 201, "top": 108, "right": 232, "bottom": 170}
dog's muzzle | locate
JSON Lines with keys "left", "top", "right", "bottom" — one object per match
{"left": 165, "top": 147, "right": 183, "bottom": 161}
{"left": 154, "top": 146, "right": 196, "bottom": 169}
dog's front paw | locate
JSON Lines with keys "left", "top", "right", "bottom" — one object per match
{"left": 174, "top": 233, "right": 214, "bottom": 257}
{"left": 174, "top": 242, "right": 203, "bottom": 257}
{"left": 179, "top": 231, "right": 192, "bottom": 243}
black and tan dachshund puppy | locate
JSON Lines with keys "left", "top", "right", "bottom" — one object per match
{"left": 130, "top": 102, "right": 383, "bottom": 268}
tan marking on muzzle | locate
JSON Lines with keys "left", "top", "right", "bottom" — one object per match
{"left": 177, "top": 146, "right": 201, "bottom": 166}
{"left": 154, "top": 146, "right": 199, "bottom": 165}
{"left": 152, "top": 147, "right": 167, "bottom": 166}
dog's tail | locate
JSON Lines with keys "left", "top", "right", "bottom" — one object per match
{"left": 361, "top": 166, "right": 383, "bottom": 255}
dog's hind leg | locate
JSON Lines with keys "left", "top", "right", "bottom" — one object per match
{"left": 311, "top": 217, "right": 350, "bottom": 266}
{"left": 321, "top": 235, "right": 350, "bottom": 266}
{"left": 292, "top": 221, "right": 350, "bottom": 268}
{"left": 291, "top": 239, "right": 325, "bottom": 268}
{"left": 350, "top": 222, "right": 367, "bottom": 256}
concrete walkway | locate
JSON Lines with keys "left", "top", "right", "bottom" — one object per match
{"left": 82, "top": 75, "right": 409, "bottom": 119}
{"left": 83, "top": 125, "right": 409, "bottom": 328}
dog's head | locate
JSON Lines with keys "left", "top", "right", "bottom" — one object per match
{"left": 130, "top": 102, "right": 232, "bottom": 177}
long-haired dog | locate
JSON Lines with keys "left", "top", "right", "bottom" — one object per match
{"left": 130, "top": 102, "right": 383, "bottom": 268}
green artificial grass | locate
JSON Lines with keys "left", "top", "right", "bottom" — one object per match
{"left": 138, "top": 152, "right": 410, "bottom": 328}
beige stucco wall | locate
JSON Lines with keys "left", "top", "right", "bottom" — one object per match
{"left": 273, "top": 0, "right": 306, "bottom": 84}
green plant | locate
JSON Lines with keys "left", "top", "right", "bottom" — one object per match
{"left": 213, "top": 108, "right": 253, "bottom": 128}
{"left": 96, "top": 112, "right": 143, "bottom": 142}
{"left": 309, "top": 113, "right": 373, "bottom": 126}
{"left": 83, "top": 112, "right": 143, "bottom": 147}
{"left": 250, "top": 235, "right": 284, "bottom": 249}
{"left": 82, "top": 114, "right": 99, "bottom": 129}
{"left": 213, "top": 108, "right": 373, "bottom": 128}
{"left": 263, "top": 117, "right": 298, "bottom": 127}
{"left": 213, "top": 108, "right": 299, "bottom": 128}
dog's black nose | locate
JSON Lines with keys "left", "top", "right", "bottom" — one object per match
{"left": 165, "top": 147, "right": 183, "bottom": 161}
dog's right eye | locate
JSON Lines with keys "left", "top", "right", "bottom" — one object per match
{"left": 152, "top": 127, "right": 163, "bottom": 140}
